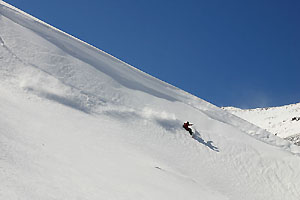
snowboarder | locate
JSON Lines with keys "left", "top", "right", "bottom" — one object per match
{"left": 183, "top": 121, "right": 193, "bottom": 135}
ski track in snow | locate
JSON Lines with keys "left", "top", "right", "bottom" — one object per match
{"left": 1, "top": 1, "right": 300, "bottom": 200}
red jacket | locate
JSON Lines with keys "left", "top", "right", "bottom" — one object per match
{"left": 183, "top": 122, "right": 192, "bottom": 130}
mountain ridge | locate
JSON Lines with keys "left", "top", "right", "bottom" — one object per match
{"left": 223, "top": 102, "right": 300, "bottom": 146}
{"left": 223, "top": 102, "right": 300, "bottom": 137}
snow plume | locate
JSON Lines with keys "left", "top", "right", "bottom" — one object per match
{"left": 142, "top": 107, "right": 176, "bottom": 120}
{"left": 141, "top": 108, "right": 181, "bottom": 132}
{"left": 18, "top": 67, "right": 92, "bottom": 113}
{"left": 236, "top": 90, "right": 271, "bottom": 109}
{"left": 102, "top": 106, "right": 181, "bottom": 132}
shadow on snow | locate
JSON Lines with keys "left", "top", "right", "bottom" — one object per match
{"left": 192, "top": 130, "right": 219, "bottom": 152}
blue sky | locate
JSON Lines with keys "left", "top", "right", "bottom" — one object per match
{"left": 4, "top": 0, "right": 300, "bottom": 108}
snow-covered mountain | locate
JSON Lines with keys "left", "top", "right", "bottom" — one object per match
{"left": 1, "top": 1, "right": 300, "bottom": 199}
{"left": 223, "top": 103, "right": 300, "bottom": 145}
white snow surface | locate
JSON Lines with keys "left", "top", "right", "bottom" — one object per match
{"left": 1, "top": 1, "right": 300, "bottom": 200}
{"left": 223, "top": 103, "right": 300, "bottom": 139}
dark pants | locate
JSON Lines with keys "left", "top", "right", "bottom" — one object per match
{"left": 183, "top": 125, "right": 193, "bottom": 135}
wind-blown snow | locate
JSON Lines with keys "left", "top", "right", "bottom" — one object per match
{"left": 223, "top": 104, "right": 300, "bottom": 138}
{"left": 1, "top": 1, "right": 300, "bottom": 199}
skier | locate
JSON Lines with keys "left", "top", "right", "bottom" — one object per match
{"left": 183, "top": 121, "right": 193, "bottom": 135}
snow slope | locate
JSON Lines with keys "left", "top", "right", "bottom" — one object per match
{"left": 223, "top": 103, "right": 300, "bottom": 139}
{"left": 1, "top": 1, "right": 300, "bottom": 199}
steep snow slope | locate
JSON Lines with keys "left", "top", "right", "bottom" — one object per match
{"left": 223, "top": 103, "right": 300, "bottom": 140}
{"left": 1, "top": 1, "right": 300, "bottom": 200}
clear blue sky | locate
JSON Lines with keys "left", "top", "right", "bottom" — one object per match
{"left": 4, "top": 0, "right": 300, "bottom": 108}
